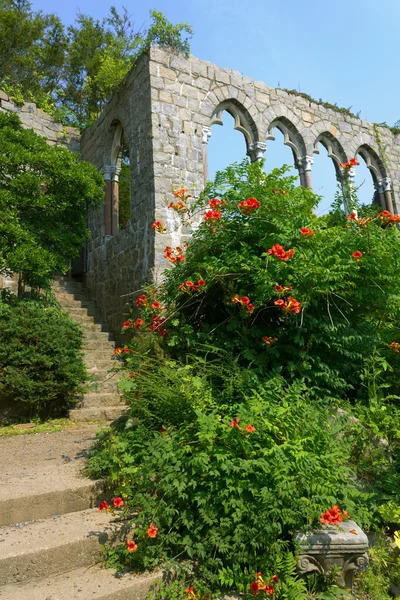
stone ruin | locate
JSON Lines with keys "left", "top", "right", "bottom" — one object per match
{"left": 2, "top": 46, "right": 400, "bottom": 337}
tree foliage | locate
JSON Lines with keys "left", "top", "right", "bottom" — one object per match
{"left": 0, "top": 112, "right": 103, "bottom": 290}
{"left": 0, "top": 2, "right": 193, "bottom": 127}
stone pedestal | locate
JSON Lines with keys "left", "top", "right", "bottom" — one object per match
{"left": 295, "top": 520, "right": 369, "bottom": 588}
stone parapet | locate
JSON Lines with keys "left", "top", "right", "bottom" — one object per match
{"left": 0, "top": 92, "right": 80, "bottom": 152}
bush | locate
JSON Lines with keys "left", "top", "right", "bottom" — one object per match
{"left": 89, "top": 160, "right": 400, "bottom": 598}
{"left": 0, "top": 293, "right": 87, "bottom": 419}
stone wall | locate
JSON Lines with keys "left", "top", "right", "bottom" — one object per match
{"left": 81, "top": 46, "right": 400, "bottom": 339}
{"left": 80, "top": 53, "right": 156, "bottom": 337}
{"left": 0, "top": 90, "right": 80, "bottom": 152}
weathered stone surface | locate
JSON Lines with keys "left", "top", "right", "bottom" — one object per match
{"left": 0, "top": 93, "right": 79, "bottom": 151}
{"left": 296, "top": 520, "right": 369, "bottom": 588}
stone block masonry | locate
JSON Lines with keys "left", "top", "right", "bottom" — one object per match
{"left": 0, "top": 93, "right": 80, "bottom": 152}
{"left": 77, "top": 46, "right": 400, "bottom": 339}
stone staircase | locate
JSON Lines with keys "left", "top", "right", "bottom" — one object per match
{"left": 52, "top": 276, "right": 126, "bottom": 423}
{"left": 0, "top": 428, "right": 160, "bottom": 599}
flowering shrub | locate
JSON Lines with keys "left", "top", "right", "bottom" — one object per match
{"left": 141, "top": 160, "right": 400, "bottom": 401}
{"left": 90, "top": 160, "right": 400, "bottom": 598}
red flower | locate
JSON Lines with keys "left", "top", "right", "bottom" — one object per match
{"left": 270, "top": 575, "right": 279, "bottom": 583}
{"left": 240, "top": 296, "right": 250, "bottom": 305}
{"left": 379, "top": 210, "right": 391, "bottom": 218}
{"left": 246, "top": 424, "right": 256, "bottom": 433}
{"left": 340, "top": 158, "right": 358, "bottom": 169}
{"left": 98, "top": 500, "right": 110, "bottom": 511}
{"left": 390, "top": 342, "right": 400, "bottom": 353}
{"left": 164, "top": 246, "right": 185, "bottom": 263}
{"left": 186, "top": 281, "right": 194, "bottom": 287}
{"left": 113, "top": 497, "right": 124, "bottom": 508}
{"left": 230, "top": 417, "right": 240, "bottom": 428}
{"left": 238, "top": 197, "right": 260, "bottom": 214}
{"left": 113, "top": 347, "right": 123, "bottom": 355}
{"left": 352, "top": 251, "right": 363, "bottom": 259}
{"left": 247, "top": 303, "right": 254, "bottom": 313}
{"left": 135, "top": 294, "right": 147, "bottom": 307}
{"left": 347, "top": 212, "right": 357, "bottom": 220}
{"left": 174, "top": 188, "right": 188, "bottom": 199}
{"left": 300, "top": 227, "right": 315, "bottom": 237}
{"left": 123, "top": 347, "right": 130, "bottom": 353}
{"left": 320, "top": 504, "right": 349, "bottom": 525}
{"left": 126, "top": 540, "right": 138, "bottom": 552}
{"left": 123, "top": 320, "right": 132, "bottom": 329}
{"left": 133, "top": 318, "right": 144, "bottom": 330}
{"left": 209, "top": 198, "right": 222, "bottom": 208}
{"left": 151, "top": 301, "right": 161, "bottom": 309}
{"left": 197, "top": 279, "right": 206, "bottom": 286}
{"left": 263, "top": 584, "right": 275, "bottom": 595}
{"left": 274, "top": 299, "right": 286, "bottom": 307}
{"left": 147, "top": 523, "right": 158, "bottom": 538}
{"left": 204, "top": 209, "right": 222, "bottom": 222}
{"left": 274, "top": 285, "right": 283, "bottom": 292}
{"left": 286, "top": 297, "right": 302, "bottom": 314}
{"left": 152, "top": 220, "right": 167, "bottom": 233}
{"left": 262, "top": 336, "right": 278, "bottom": 346}
{"left": 267, "top": 244, "right": 294, "bottom": 261}
{"left": 250, "top": 581, "right": 260, "bottom": 596}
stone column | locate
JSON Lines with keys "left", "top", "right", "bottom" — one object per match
{"left": 111, "top": 166, "right": 121, "bottom": 236}
{"left": 302, "top": 155, "right": 314, "bottom": 189}
{"left": 296, "top": 156, "right": 314, "bottom": 188}
{"left": 202, "top": 126, "right": 212, "bottom": 186}
{"left": 375, "top": 179, "right": 387, "bottom": 210}
{"left": 247, "top": 142, "right": 267, "bottom": 163}
{"left": 378, "top": 177, "right": 395, "bottom": 214}
{"left": 103, "top": 165, "right": 112, "bottom": 238}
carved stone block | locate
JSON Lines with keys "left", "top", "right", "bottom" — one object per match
{"left": 295, "top": 520, "right": 369, "bottom": 588}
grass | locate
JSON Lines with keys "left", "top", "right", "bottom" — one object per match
{"left": 0, "top": 417, "right": 106, "bottom": 437}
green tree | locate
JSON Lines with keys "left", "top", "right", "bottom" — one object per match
{"left": 0, "top": 112, "right": 103, "bottom": 292}
{"left": 0, "top": 1, "right": 193, "bottom": 127}
{"left": 0, "top": 0, "right": 67, "bottom": 109}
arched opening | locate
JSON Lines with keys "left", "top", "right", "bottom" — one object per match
{"left": 265, "top": 118, "right": 305, "bottom": 185}
{"left": 355, "top": 145, "right": 393, "bottom": 212}
{"left": 206, "top": 110, "right": 248, "bottom": 182}
{"left": 312, "top": 134, "right": 345, "bottom": 216}
{"left": 103, "top": 121, "right": 131, "bottom": 237}
{"left": 353, "top": 155, "right": 377, "bottom": 207}
{"left": 264, "top": 127, "right": 299, "bottom": 182}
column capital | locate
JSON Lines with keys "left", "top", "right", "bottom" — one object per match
{"left": 202, "top": 126, "right": 212, "bottom": 144}
{"left": 110, "top": 165, "right": 121, "bottom": 182}
{"left": 103, "top": 165, "right": 112, "bottom": 180}
{"left": 296, "top": 155, "right": 314, "bottom": 175}
{"left": 303, "top": 155, "right": 314, "bottom": 172}
{"left": 380, "top": 177, "right": 392, "bottom": 192}
{"left": 247, "top": 141, "right": 267, "bottom": 162}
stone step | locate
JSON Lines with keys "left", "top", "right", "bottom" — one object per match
{"left": 0, "top": 429, "right": 104, "bottom": 527}
{"left": 81, "top": 393, "right": 123, "bottom": 409}
{"left": 84, "top": 357, "right": 116, "bottom": 369}
{"left": 84, "top": 339, "right": 115, "bottom": 351}
{"left": 0, "top": 565, "right": 161, "bottom": 600}
{"left": 83, "top": 330, "right": 114, "bottom": 342}
{"left": 0, "top": 509, "right": 126, "bottom": 586}
{"left": 69, "top": 407, "right": 127, "bottom": 423}
{"left": 87, "top": 378, "right": 120, "bottom": 394}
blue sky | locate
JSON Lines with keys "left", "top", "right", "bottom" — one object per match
{"left": 32, "top": 0, "right": 399, "bottom": 211}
